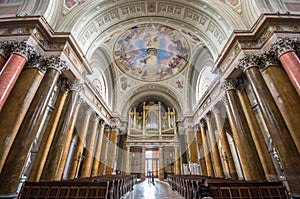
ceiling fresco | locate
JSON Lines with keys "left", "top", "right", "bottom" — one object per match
{"left": 113, "top": 23, "right": 190, "bottom": 82}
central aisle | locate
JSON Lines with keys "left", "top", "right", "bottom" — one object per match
{"left": 123, "top": 179, "right": 184, "bottom": 199}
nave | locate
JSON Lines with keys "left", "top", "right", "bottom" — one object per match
{"left": 123, "top": 179, "right": 184, "bottom": 199}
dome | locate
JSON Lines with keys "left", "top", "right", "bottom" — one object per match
{"left": 113, "top": 23, "right": 190, "bottom": 81}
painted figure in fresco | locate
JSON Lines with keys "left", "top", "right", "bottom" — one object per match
{"left": 114, "top": 23, "right": 189, "bottom": 81}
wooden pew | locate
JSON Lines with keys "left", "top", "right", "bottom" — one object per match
{"left": 18, "top": 180, "right": 111, "bottom": 199}
{"left": 168, "top": 175, "right": 289, "bottom": 199}
{"left": 18, "top": 174, "right": 137, "bottom": 199}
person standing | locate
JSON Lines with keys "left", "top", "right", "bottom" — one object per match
{"left": 198, "top": 178, "right": 213, "bottom": 199}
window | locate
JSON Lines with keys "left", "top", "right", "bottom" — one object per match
{"left": 196, "top": 66, "right": 217, "bottom": 101}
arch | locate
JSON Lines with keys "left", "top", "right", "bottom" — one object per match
{"left": 89, "top": 46, "right": 115, "bottom": 108}
{"left": 196, "top": 66, "right": 217, "bottom": 101}
{"left": 120, "top": 86, "right": 182, "bottom": 121}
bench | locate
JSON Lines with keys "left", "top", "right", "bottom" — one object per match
{"left": 168, "top": 175, "right": 289, "bottom": 199}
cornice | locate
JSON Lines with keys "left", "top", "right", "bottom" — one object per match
{"left": 213, "top": 13, "right": 300, "bottom": 73}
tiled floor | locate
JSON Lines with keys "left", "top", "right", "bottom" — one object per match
{"left": 123, "top": 179, "right": 184, "bottom": 199}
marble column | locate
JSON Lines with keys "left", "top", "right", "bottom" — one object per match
{"left": 98, "top": 126, "right": 110, "bottom": 175}
{"left": 196, "top": 123, "right": 208, "bottom": 176}
{"left": 261, "top": 51, "right": 300, "bottom": 154}
{"left": 141, "top": 147, "right": 146, "bottom": 179}
{"left": 0, "top": 56, "right": 68, "bottom": 194}
{"left": 0, "top": 41, "right": 34, "bottom": 111}
{"left": 0, "top": 58, "right": 44, "bottom": 173}
{"left": 42, "top": 81, "right": 82, "bottom": 181}
{"left": 124, "top": 146, "right": 131, "bottom": 175}
{"left": 143, "top": 102, "right": 146, "bottom": 134}
{"left": 81, "top": 114, "right": 99, "bottom": 177}
{"left": 204, "top": 113, "right": 225, "bottom": 178}
{"left": 189, "top": 130, "right": 198, "bottom": 164}
{"left": 273, "top": 37, "right": 300, "bottom": 95}
{"left": 222, "top": 80, "right": 265, "bottom": 181}
{"left": 174, "top": 146, "right": 181, "bottom": 175}
{"left": 200, "top": 120, "right": 214, "bottom": 176}
{"left": 159, "top": 147, "right": 164, "bottom": 180}
{"left": 68, "top": 107, "right": 92, "bottom": 179}
{"left": 91, "top": 121, "right": 105, "bottom": 176}
{"left": 106, "top": 127, "right": 118, "bottom": 175}
{"left": 193, "top": 127, "right": 201, "bottom": 166}
{"left": 28, "top": 80, "right": 68, "bottom": 182}
{"left": 238, "top": 54, "right": 300, "bottom": 194}
{"left": 212, "top": 106, "right": 238, "bottom": 180}
{"left": 236, "top": 78, "right": 278, "bottom": 181}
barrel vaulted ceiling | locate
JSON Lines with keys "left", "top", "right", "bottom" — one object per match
{"left": 8, "top": 0, "right": 298, "bottom": 120}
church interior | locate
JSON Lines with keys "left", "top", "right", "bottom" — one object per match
{"left": 0, "top": 0, "right": 300, "bottom": 198}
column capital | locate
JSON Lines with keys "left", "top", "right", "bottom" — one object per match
{"left": 12, "top": 41, "right": 36, "bottom": 61}
{"left": 92, "top": 114, "right": 100, "bottom": 122}
{"left": 273, "top": 37, "right": 295, "bottom": 57}
{"left": 204, "top": 113, "right": 212, "bottom": 122}
{"left": 68, "top": 80, "right": 83, "bottom": 92}
{"left": 238, "top": 54, "right": 262, "bottom": 72}
{"left": 193, "top": 124, "right": 200, "bottom": 132}
{"left": 259, "top": 50, "right": 281, "bottom": 72}
{"left": 59, "top": 78, "right": 70, "bottom": 93}
{"left": 221, "top": 79, "right": 237, "bottom": 91}
{"left": 111, "top": 125, "right": 118, "bottom": 132}
{"left": 235, "top": 77, "right": 246, "bottom": 92}
{"left": 0, "top": 40, "right": 12, "bottom": 58}
{"left": 85, "top": 107, "right": 94, "bottom": 115}
{"left": 294, "top": 37, "right": 300, "bottom": 56}
{"left": 104, "top": 125, "right": 111, "bottom": 132}
{"left": 199, "top": 120, "right": 206, "bottom": 127}
{"left": 99, "top": 120, "right": 105, "bottom": 127}
{"left": 25, "top": 55, "right": 47, "bottom": 73}
{"left": 211, "top": 106, "right": 221, "bottom": 114}
{"left": 44, "top": 55, "right": 69, "bottom": 73}
{"left": 221, "top": 95, "right": 229, "bottom": 105}
{"left": 77, "top": 97, "right": 84, "bottom": 105}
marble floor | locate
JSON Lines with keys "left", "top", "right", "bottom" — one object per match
{"left": 123, "top": 179, "right": 184, "bottom": 199}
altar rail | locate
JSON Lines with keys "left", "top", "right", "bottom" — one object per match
{"left": 17, "top": 175, "right": 137, "bottom": 199}
{"left": 168, "top": 175, "right": 289, "bottom": 199}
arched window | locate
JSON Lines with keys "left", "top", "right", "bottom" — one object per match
{"left": 196, "top": 66, "right": 217, "bottom": 101}
{"left": 89, "top": 67, "right": 108, "bottom": 103}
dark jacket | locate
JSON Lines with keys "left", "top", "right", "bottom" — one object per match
{"left": 198, "top": 184, "right": 212, "bottom": 197}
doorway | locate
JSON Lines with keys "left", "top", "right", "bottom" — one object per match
{"left": 145, "top": 149, "right": 159, "bottom": 178}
